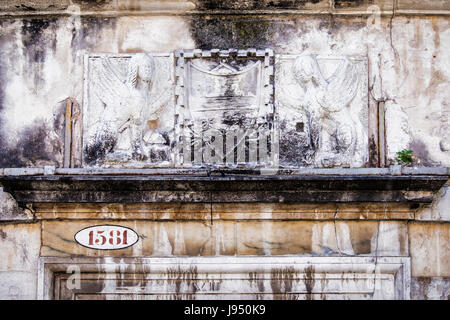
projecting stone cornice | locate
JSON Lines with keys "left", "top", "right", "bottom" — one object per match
{"left": 0, "top": 167, "right": 448, "bottom": 205}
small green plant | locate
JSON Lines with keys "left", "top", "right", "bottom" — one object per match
{"left": 396, "top": 149, "right": 414, "bottom": 165}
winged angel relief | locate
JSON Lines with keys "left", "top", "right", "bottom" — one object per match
{"left": 292, "top": 55, "right": 362, "bottom": 167}
{"left": 85, "top": 54, "right": 172, "bottom": 165}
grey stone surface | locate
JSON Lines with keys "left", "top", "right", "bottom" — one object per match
{"left": 411, "top": 277, "right": 450, "bottom": 300}
{"left": 0, "top": 271, "right": 37, "bottom": 300}
{"left": 0, "top": 188, "right": 30, "bottom": 221}
{"left": 416, "top": 185, "right": 450, "bottom": 221}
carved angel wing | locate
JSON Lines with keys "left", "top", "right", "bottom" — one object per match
{"left": 141, "top": 57, "right": 172, "bottom": 121}
{"left": 320, "top": 59, "right": 359, "bottom": 112}
{"left": 91, "top": 57, "right": 131, "bottom": 109}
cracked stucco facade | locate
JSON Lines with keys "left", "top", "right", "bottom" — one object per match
{"left": 0, "top": 0, "right": 449, "bottom": 299}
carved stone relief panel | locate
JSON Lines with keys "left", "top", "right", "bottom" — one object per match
{"left": 81, "top": 50, "right": 369, "bottom": 169}
{"left": 83, "top": 53, "right": 174, "bottom": 167}
{"left": 174, "top": 49, "right": 276, "bottom": 168}
{"left": 275, "top": 55, "right": 369, "bottom": 168}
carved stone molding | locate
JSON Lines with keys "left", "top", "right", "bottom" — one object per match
{"left": 38, "top": 256, "right": 411, "bottom": 300}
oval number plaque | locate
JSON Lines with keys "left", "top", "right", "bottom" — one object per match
{"left": 75, "top": 225, "right": 139, "bottom": 250}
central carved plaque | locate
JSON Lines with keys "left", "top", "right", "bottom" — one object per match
{"left": 174, "top": 49, "right": 276, "bottom": 167}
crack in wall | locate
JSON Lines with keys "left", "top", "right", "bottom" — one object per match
{"left": 389, "top": 0, "right": 399, "bottom": 61}
{"left": 371, "top": 220, "right": 380, "bottom": 298}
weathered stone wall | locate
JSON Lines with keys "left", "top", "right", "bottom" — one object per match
{"left": 0, "top": 0, "right": 449, "bottom": 299}
{"left": 0, "top": 2, "right": 449, "bottom": 167}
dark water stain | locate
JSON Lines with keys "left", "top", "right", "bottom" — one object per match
{"left": 279, "top": 117, "right": 318, "bottom": 167}
{"left": 318, "top": 16, "right": 344, "bottom": 35}
{"left": 0, "top": 57, "right": 5, "bottom": 114}
{"left": 412, "top": 277, "right": 432, "bottom": 300}
{"left": 20, "top": 124, "right": 55, "bottom": 163}
{"left": 352, "top": 239, "right": 372, "bottom": 254}
{"left": 149, "top": 148, "right": 170, "bottom": 163}
{"left": 72, "top": 0, "right": 113, "bottom": 9}
{"left": 190, "top": 14, "right": 365, "bottom": 56}
{"left": 270, "top": 266, "right": 298, "bottom": 300}
{"left": 368, "top": 135, "right": 379, "bottom": 167}
{"left": 303, "top": 264, "right": 315, "bottom": 300}
{"left": 84, "top": 134, "right": 117, "bottom": 165}
{"left": 0, "top": 229, "right": 6, "bottom": 240}
{"left": 167, "top": 266, "right": 198, "bottom": 296}
{"left": 249, "top": 272, "right": 266, "bottom": 293}
{"left": 334, "top": 0, "right": 367, "bottom": 9}
{"left": 409, "top": 139, "right": 440, "bottom": 166}
{"left": 195, "top": 0, "right": 323, "bottom": 10}
{"left": 70, "top": 17, "right": 117, "bottom": 57}
{"left": 21, "top": 18, "right": 58, "bottom": 89}
{"left": 0, "top": 111, "right": 64, "bottom": 167}
{"left": 189, "top": 17, "right": 271, "bottom": 49}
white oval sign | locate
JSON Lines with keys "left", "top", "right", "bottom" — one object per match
{"left": 74, "top": 225, "right": 139, "bottom": 250}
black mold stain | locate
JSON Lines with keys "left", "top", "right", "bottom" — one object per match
{"left": 409, "top": 139, "right": 440, "bottom": 166}
{"left": 21, "top": 18, "right": 58, "bottom": 89}
{"left": 84, "top": 135, "right": 117, "bottom": 165}
{"left": 150, "top": 148, "right": 170, "bottom": 163}
{"left": 267, "top": 0, "right": 322, "bottom": 8}
{"left": 279, "top": 116, "right": 318, "bottom": 167}
{"left": 318, "top": 16, "right": 344, "bottom": 35}
{"left": 189, "top": 17, "right": 271, "bottom": 49}
{"left": 21, "top": 124, "right": 54, "bottom": 163}
{"left": 195, "top": 0, "right": 323, "bottom": 10}
{"left": 0, "top": 57, "right": 5, "bottom": 114}
{"left": 189, "top": 16, "right": 310, "bottom": 51}
{"left": 72, "top": 0, "right": 113, "bottom": 9}
{"left": 368, "top": 136, "right": 379, "bottom": 167}
{"left": 0, "top": 229, "right": 6, "bottom": 240}
{"left": 303, "top": 265, "right": 315, "bottom": 300}
{"left": 334, "top": 0, "right": 367, "bottom": 9}
{"left": 412, "top": 277, "right": 432, "bottom": 300}
{"left": 21, "top": 19, "right": 57, "bottom": 60}
{"left": 0, "top": 119, "right": 62, "bottom": 167}
{"left": 0, "top": 99, "right": 65, "bottom": 168}
{"left": 71, "top": 17, "right": 117, "bottom": 55}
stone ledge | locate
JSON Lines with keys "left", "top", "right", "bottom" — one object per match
{"left": 0, "top": 170, "right": 447, "bottom": 204}
{"left": 0, "top": 166, "right": 449, "bottom": 176}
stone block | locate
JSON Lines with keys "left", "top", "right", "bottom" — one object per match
{"left": 416, "top": 185, "right": 450, "bottom": 221}
{"left": 409, "top": 223, "right": 450, "bottom": 277}
{"left": 41, "top": 220, "right": 215, "bottom": 257}
{"left": 397, "top": 0, "right": 450, "bottom": 11}
{"left": 0, "top": 223, "right": 41, "bottom": 271}
{"left": 0, "top": 271, "right": 37, "bottom": 300}
{"left": 236, "top": 221, "right": 408, "bottom": 256}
